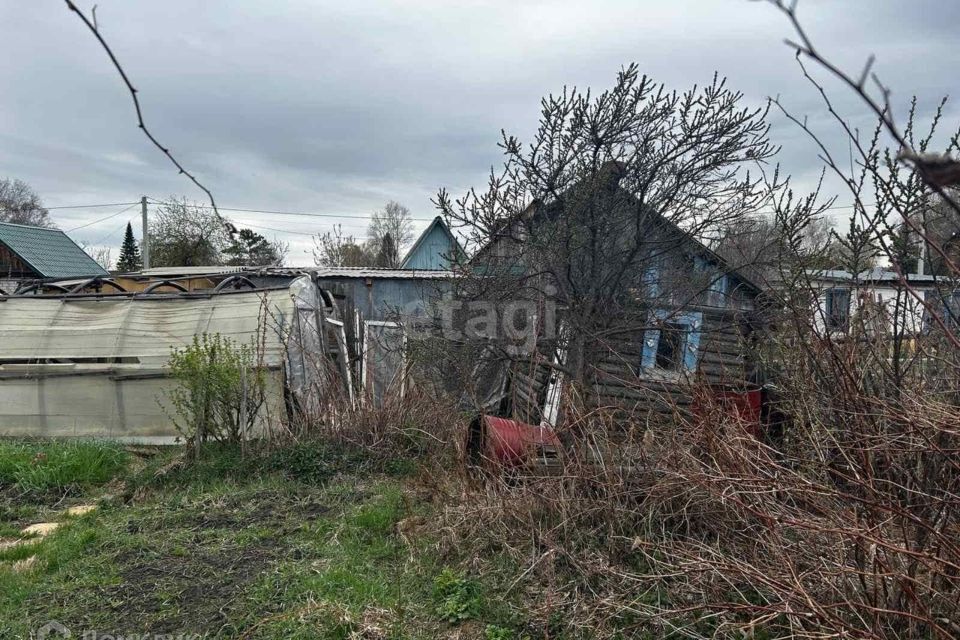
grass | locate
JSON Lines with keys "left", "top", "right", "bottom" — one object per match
{"left": 0, "top": 440, "right": 128, "bottom": 495}
{"left": 0, "top": 439, "right": 523, "bottom": 639}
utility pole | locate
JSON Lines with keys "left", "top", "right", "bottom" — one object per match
{"left": 916, "top": 216, "right": 927, "bottom": 276}
{"left": 141, "top": 196, "right": 150, "bottom": 270}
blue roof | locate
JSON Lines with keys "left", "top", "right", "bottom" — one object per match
{"left": 0, "top": 221, "right": 109, "bottom": 278}
{"left": 400, "top": 217, "right": 464, "bottom": 270}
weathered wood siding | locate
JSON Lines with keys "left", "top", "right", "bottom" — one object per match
{"left": 0, "top": 242, "right": 35, "bottom": 279}
{"left": 507, "top": 306, "right": 755, "bottom": 425}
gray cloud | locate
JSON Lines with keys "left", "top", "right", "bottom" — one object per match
{"left": 1, "top": 1, "right": 956, "bottom": 264}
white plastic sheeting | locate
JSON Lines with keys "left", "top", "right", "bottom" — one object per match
{"left": 0, "top": 276, "right": 329, "bottom": 441}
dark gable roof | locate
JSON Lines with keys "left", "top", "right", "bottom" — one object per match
{"left": 0, "top": 222, "right": 109, "bottom": 278}
{"left": 469, "top": 166, "right": 763, "bottom": 294}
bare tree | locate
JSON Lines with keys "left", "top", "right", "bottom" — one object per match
{"left": 0, "top": 178, "right": 53, "bottom": 228}
{"left": 713, "top": 212, "right": 854, "bottom": 281}
{"left": 437, "top": 64, "right": 778, "bottom": 384}
{"left": 555, "top": 5, "right": 960, "bottom": 638}
{"left": 79, "top": 242, "right": 112, "bottom": 271}
{"left": 891, "top": 189, "right": 960, "bottom": 275}
{"left": 149, "top": 198, "right": 231, "bottom": 267}
{"left": 313, "top": 224, "right": 374, "bottom": 267}
{"left": 147, "top": 198, "right": 285, "bottom": 268}
{"left": 366, "top": 201, "right": 414, "bottom": 268}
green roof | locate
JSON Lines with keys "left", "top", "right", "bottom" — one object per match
{"left": 0, "top": 221, "right": 109, "bottom": 278}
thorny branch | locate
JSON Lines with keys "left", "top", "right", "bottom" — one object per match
{"left": 767, "top": 0, "right": 960, "bottom": 217}
{"left": 63, "top": 0, "right": 232, "bottom": 232}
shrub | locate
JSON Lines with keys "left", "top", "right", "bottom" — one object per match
{"left": 164, "top": 333, "right": 266, "bottom": 451}
{"left": 295, "top": 386, "right": 465, "bottom": 466}
{"left": 433, "top": 568, "right": 484, "bottom": 624}
{"left": 263, "top": 440, "right": 369, "bottom": 482}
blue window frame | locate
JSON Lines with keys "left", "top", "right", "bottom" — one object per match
{"left": 640, "top": 310, "right": 702, "bottom": 373}
{"left": 694, "top": 256, "right": 728, "bottom": 307}
{"left": 643, "top": 264, "right": 661, "bottom": 299}
{"left": 825, "top": 288, "right": 851, "bottom": 331}
{"left": 924, "top": 289, "right": 960, "bottom": 331}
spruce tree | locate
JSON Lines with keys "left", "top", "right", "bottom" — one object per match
{"left": 116, "top": 221, "right": 143, "bottom": 272}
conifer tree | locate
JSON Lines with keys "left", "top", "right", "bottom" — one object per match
{"left": 116, "top": 221, "right": 142, "bottom": 272}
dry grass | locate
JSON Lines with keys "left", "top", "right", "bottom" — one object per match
{"left": 427, "top": 381, "right": 960, "bottom": 639}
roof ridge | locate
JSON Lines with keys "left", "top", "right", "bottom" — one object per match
{"left": 0, "top": 221, "right": 63, "bottom": 232}
{"left": 0, "top": 221, "right": 108, "bottom": 278}
{"left": 400, "top": 216, "right": 463, "bottom": 269}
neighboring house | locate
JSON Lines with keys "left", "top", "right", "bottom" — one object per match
{"left": 469, "top": 169, "right": 763, "bottom": 427}
{"left": 805, "top": 268, "right": 945, "bottom": 336}
{"left": 401, "top": 216, "right": 464, "bottom": 270}
{"left": 311, "top": 266, "right": 454, "bottom": 403}
{"left": 0, "top": 221, "right": 108, "bottom": 294}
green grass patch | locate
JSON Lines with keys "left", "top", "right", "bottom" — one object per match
{"left": 433, "top": 568, "right": 485, "bottom": 624}
{"left": 0, "top": 441, "right": 522, "bottom": 639}
{"left": 0, "top": 440, "right": 128, "bottom": 495}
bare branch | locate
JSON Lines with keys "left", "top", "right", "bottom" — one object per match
{"left": 63, "top": 1, "right": 225, "bottom": 227}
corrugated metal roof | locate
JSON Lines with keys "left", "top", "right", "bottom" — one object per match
{"left": 0, "top": 221, "right": 109, "bottom": 278}
{"left": 311, "top": 266, "right": 453, "bottom": 279}
{"left": 808, "top": 268, "right": 942, "bottom": 283}
{"left": 134, "top": 265, "right": 453, "bottom": 280}
{"left": 137, "top": 265, "right": 249, "bottom": 277}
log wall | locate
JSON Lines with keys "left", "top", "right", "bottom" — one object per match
{"left": 507, "top": 306, "right": 757, "bottom": 426}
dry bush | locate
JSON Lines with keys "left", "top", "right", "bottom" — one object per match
{"left": 289, "top": 384, "right": 467, "bottom": 467}
{"left": 433, "top": 372, "right": 960, "bottom": 639}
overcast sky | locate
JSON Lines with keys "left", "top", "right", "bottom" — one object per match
{"left": 1, "top": 1, "right": 957, "bottom": 266}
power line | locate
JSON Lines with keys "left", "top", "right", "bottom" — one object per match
{"left": 144, "top": 197, "right": 437, "bottom": 222}
{"left": 51, "top": 197, "right": 881, "bottom": 236}
{"left": 240, "top": 222, "right": 319, "bottom": 237}
{"left": 142, "top": 196, "right": 883, "bottom": 222}
{"left": 66, "top": 203, "right": 139, "bottom": 232}
{"left": 48, "top": 201, "right": 140, "bottom": 210}
{"left": 54, "top": 196, "right": 885, "bottom": 221}
{"left": 89, "top": 218, "right": 134, "bottom": 246}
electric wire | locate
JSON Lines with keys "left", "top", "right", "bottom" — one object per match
{"left": 65, "top": 203, "right": 140, "bottom": 232}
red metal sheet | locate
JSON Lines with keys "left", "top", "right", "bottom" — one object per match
{"left": 483, "top": 415, "right": 560, "bottom": 466}
{"left": 693, "top": 387, "right": 763, "bottom": 437}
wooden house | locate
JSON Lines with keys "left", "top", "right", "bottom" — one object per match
{"left": 401, "top": 216, "right": 464, "bottom": 270}
{"left": 0, "top": 221, "right": 108, "bottom": 294}
{"left": 469, "top": 169, "right": 763, "bottom": 428}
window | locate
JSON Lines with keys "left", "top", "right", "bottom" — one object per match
{"left": 654, "top": 323, "right": 686, "bottom": 370}
{"left": 925, "top": 289, "right": 960, "bottom": 332}
{"left": 947, "top": 291, "right": 960, "bottom": 330}
{"left": 643, "top": 264, "right": 661, "bottom": 299}
{"left": 825, "top": 288, "right": 850, "bottom": 331}
{"left": 693, "top": 256, "right": 728, "bottom": 308}
{"left": 640, "top": 311, "right": 702, "bottom": 375}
